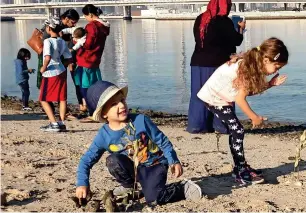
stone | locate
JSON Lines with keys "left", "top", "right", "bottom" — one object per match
{"left": 1, "top": 193, "right": 7, "bottom": 206}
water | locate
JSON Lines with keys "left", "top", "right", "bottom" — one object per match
{"left": 1, "top": 19, "right": 306, "bottom": 123}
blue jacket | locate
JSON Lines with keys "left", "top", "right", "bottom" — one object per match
{"left": 76, "top": 114, "right": 180, "bottom": 187}
{"left": 15, "top": 59, "right": 29, "bottom": 84}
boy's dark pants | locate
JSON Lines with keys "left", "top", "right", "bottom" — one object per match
{"left": 106, "top": 154, "right": 185, "bottom": 205}
{"left": 18, "top": 81, "right": 30, "bottom": 107}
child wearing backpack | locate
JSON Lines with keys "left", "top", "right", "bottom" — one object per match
{"left": 75, "top": 80, "right": 202, "bottom": 208}
{"left": 197, "top": 37, "right": 289, "bottom": 185}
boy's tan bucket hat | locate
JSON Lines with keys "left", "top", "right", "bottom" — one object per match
{"left": 86, "top": 80, "right": 128, "bottom": 122}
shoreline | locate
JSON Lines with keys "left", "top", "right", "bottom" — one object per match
{"left": 1, "top": 95, "right": 305, "bottom": 138}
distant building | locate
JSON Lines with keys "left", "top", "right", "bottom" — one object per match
{"left": 250, "top": 3, "right": 257, "bottom": 11}
{"left": 1, "top": 0, "right": 14, "bottom": 3}
{"left": 263, "top": 3, "right": 271, "bottom": 10}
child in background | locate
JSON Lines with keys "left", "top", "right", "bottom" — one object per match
{"left": 75, "top": 80, "right": 202, "bottom": 208}
{"left": 14, "top": 48, "right": 35, "bottom": 111}
{"left": 39, "top": 18, "right": 72, "bottom": 132}
{"left": 197, "top": 37, "right": 289, "bottom": 185}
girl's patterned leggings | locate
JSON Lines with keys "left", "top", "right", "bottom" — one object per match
{"left": 205, "top": 103, "right": 246, "bottom": 169}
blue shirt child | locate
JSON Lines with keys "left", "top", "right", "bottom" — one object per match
{"left": 77, "top": 113, "right": 179, "bottom": 187}
{"left": 15, "top": 59, "right": 29, "bottom": 84}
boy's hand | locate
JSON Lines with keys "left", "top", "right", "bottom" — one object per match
{"left": 76, "top": 186, "right": 89, "bottom": 199}
{"left": 269, "top": 73, "right": 287, "bottom": 87}
{"left": 251, "top": 115, "right": 267, "bottom": 128}
{"left": 28, "top": 69, "right": 35, "bottom": 73}
{"left": 170, "top": 163, "right": 183, "bottom": 178}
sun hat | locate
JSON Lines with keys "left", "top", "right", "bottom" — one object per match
{"left": 86, "top": 80, "right": 128, "bottom": 122}
{"left": 44, "top": 17, "right": 61, "bottom": 29}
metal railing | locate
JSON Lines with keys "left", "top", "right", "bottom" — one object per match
{"left": 1, "top": 0, "right": 305, "bottom": 10}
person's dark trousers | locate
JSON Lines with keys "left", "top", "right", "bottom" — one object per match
{"left": 106, "top": 154, "right": 185, "bottom": 205}
{"left": 81, "top": 87, "right": 94, "bottom": 116}
{"left": 187, "top": 66, "right": 228, "bottom": 134}
{"left": 70, "top": 66, "right": 83, "bottom": 106}
{"left": 86, "top": 97, "right": 94, "bottom": 116}
{"left": 18, "top": 81, "right": 30, "bottom": 107}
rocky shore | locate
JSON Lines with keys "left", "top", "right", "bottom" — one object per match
{"left": 1, "top": 95, "right": 305, "bottom": 138}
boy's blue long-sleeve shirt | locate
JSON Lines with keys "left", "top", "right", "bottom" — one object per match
{"left": 77, "top": 114, "right": 180, "bottom": 187}
{"left": 15, "top": 59, "right": 29, "bottom": 84}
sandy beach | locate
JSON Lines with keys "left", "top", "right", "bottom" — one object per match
{"left": 1, "top": 97, "right": 306, "bottom": 212}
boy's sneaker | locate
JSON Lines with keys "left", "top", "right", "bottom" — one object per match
{"left": 113, "top": 185, "right": 133, "bottom": 197}
{"left": 57, "top": 122, "right": 67, "bottom": 132}
{"left": 40, "top": 123, "right": 60, "bottom": 132}
{"left": 181, "top": 179, "right": 202, "bottom": 201}
{"left": 58, "top": 124, "right": 67, "bottom": 132}
{"left": 22, "top": 107, "right": 32, "bottom": 111}
{"left": 235, "top": 169, "right": 265, "bottom": 185}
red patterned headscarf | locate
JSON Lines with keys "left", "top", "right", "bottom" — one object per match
{"left": 199, "top": 0, "right": 232, "bottom": 47}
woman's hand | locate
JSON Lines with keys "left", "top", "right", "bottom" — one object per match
{"left": 40, "top": 66, "right": 46, "bottom": 73}
{"left": 238, "top": 21, "right": 246, "bottom": 31}
{"left": 269, "top": 73, "right": 287, "bottom": 87}
{"left": 68, "top": 63, "right": 75, "bottom": 72}
{"left": 76, "top": 186, "right": 89, "bottom": 199}
{"left": 238, "top": 20, "right": 246, "bottom": 34}
{"left": 170, "top": 163, "right": 183, "bottom": 178}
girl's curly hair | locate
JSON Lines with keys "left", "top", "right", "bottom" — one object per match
{"left": 231, "top": 37, "right": 289, "bottom": 94}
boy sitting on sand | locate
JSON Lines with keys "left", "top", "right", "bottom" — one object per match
{"left": 75, "top": 80, "right": 202, "bottom": 207}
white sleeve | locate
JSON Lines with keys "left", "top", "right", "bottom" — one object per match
{"left": 43, "top": 39, "right": 51, "bottom": 57}
{"left": 72, "top": 36, "right": 86, "bottom": 51}
{"left": 62, "top": 41, "right": 72, "bottom": 59}
{"left": 61, "top": 27, "right": 75, "bottom": 35}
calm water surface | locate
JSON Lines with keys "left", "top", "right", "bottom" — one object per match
{"left": 1, "top": 19, "right": 306, "bottom": 123}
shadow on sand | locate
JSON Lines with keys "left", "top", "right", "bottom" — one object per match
{"left": 192, "top": 161, "right": 306, "bottom": 200}
{"left": 1, "top": 113, "right": 47, "bottom": 121}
